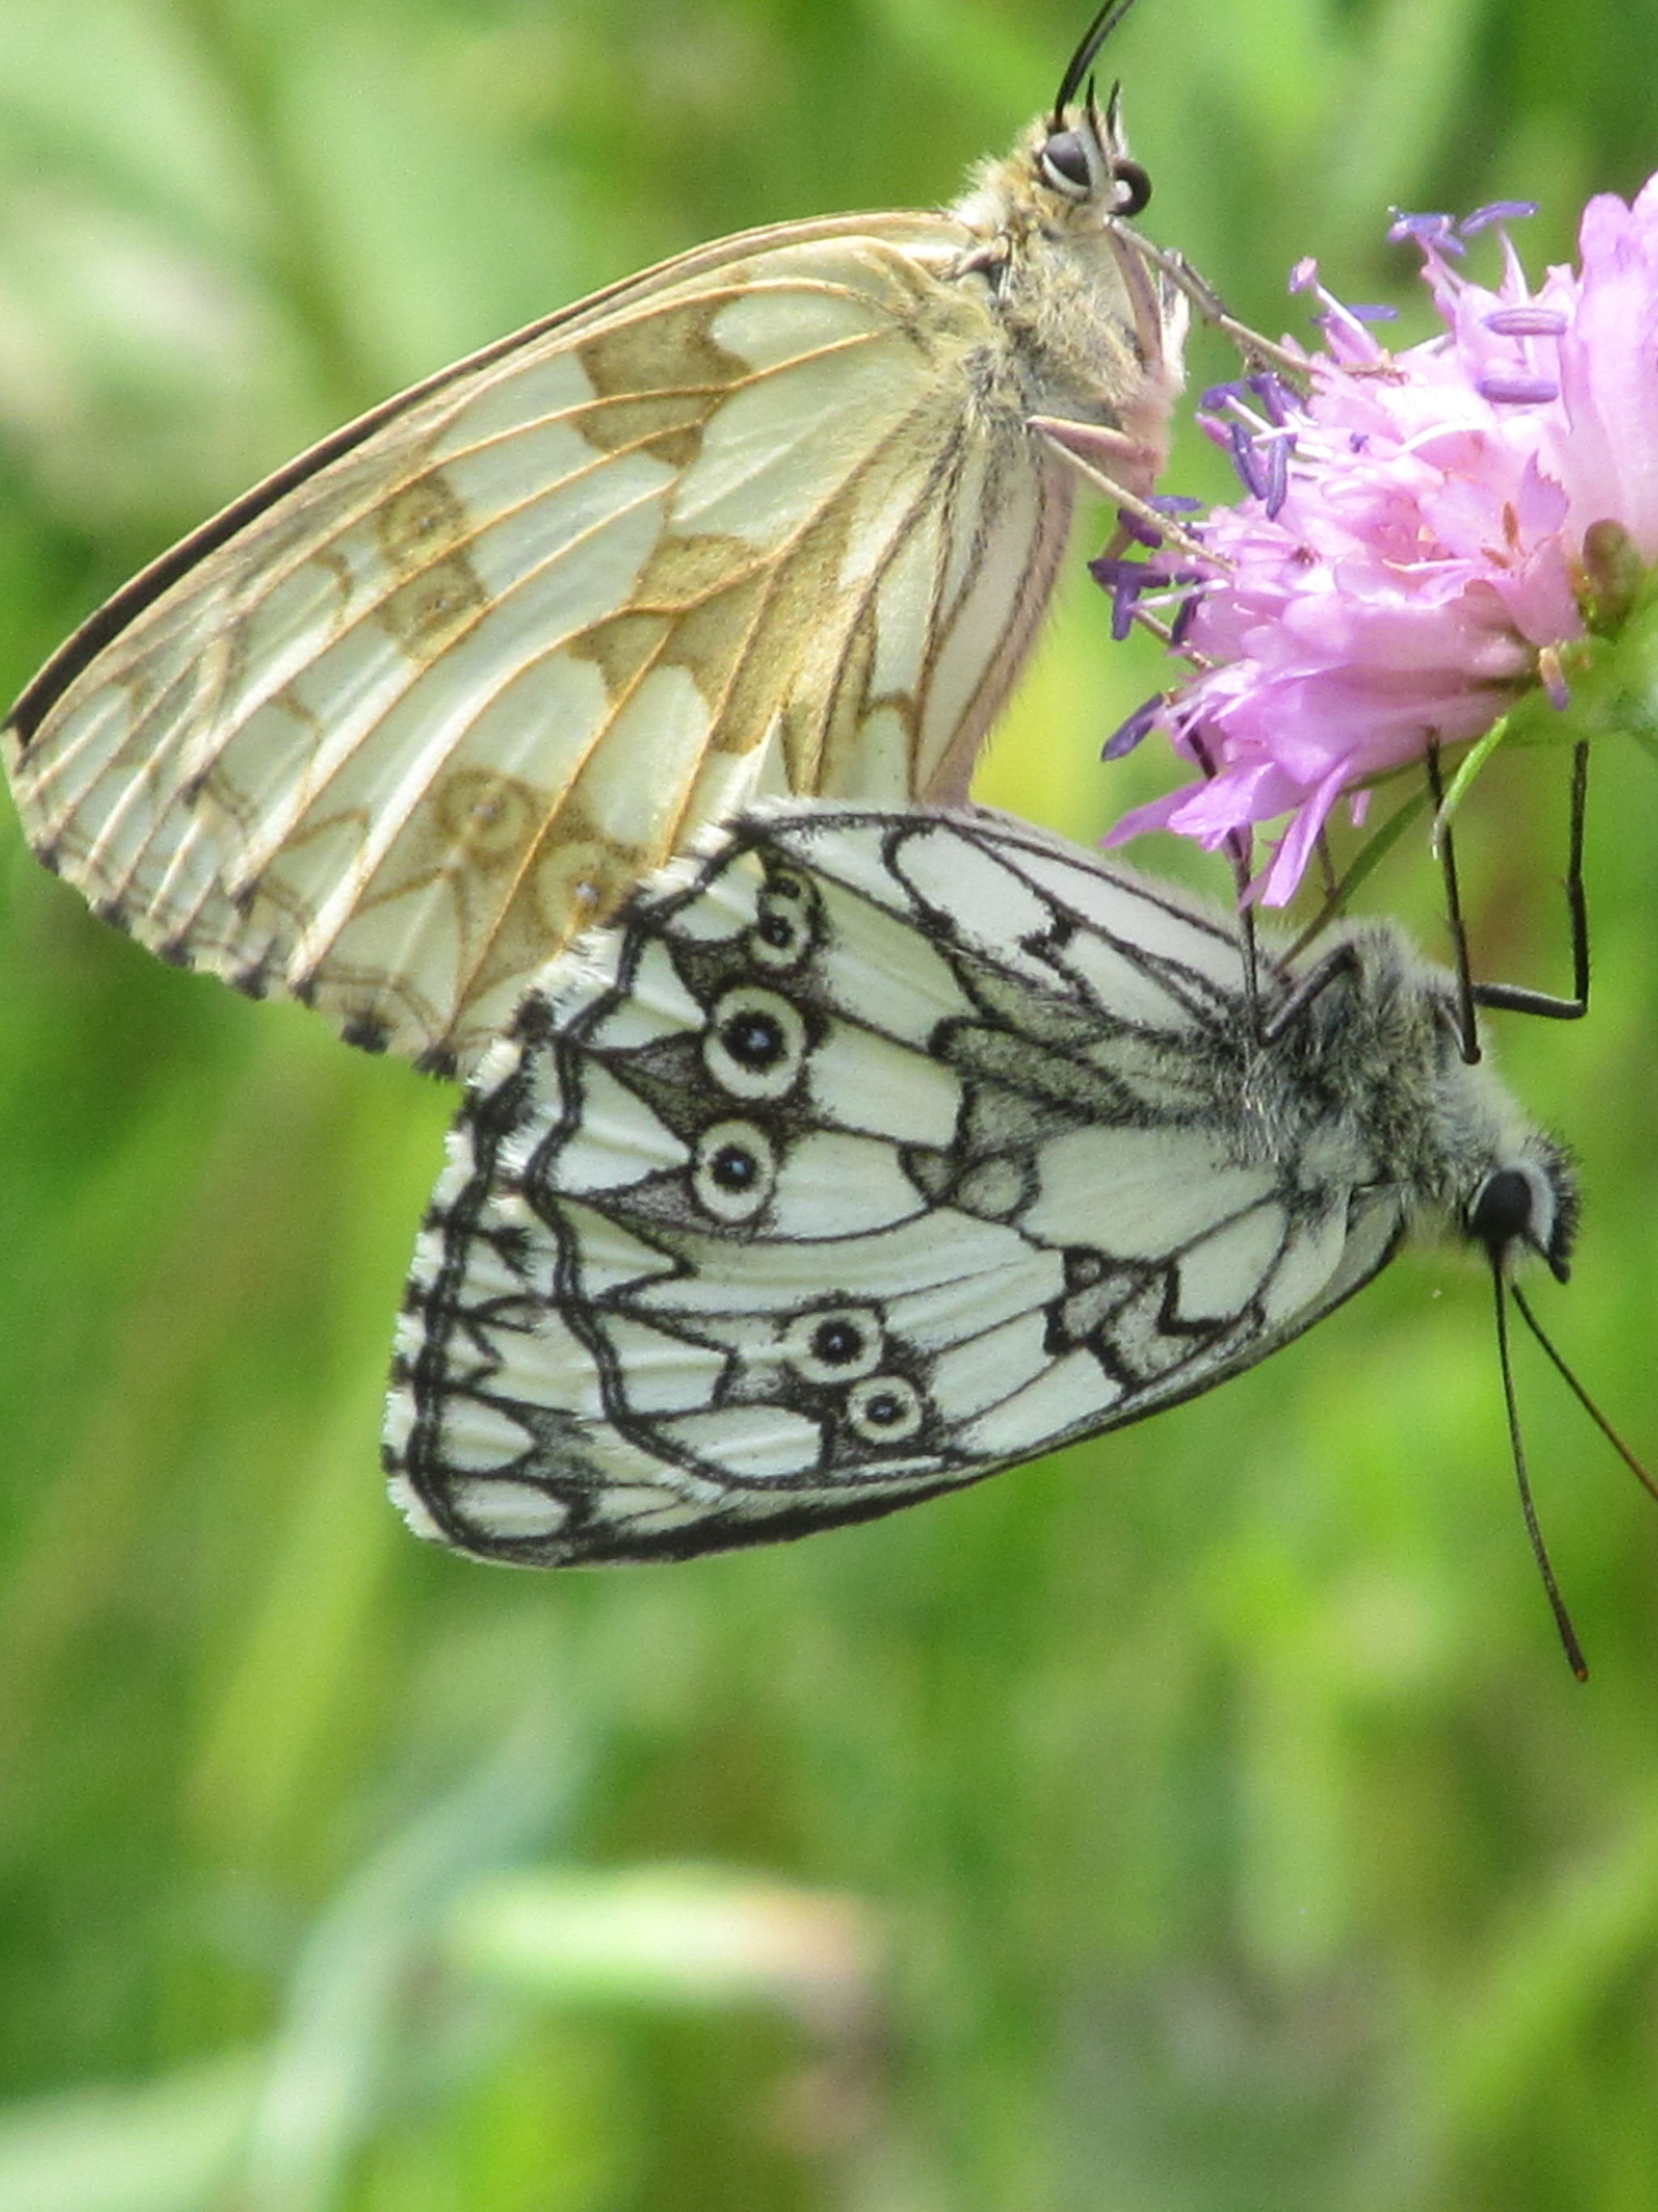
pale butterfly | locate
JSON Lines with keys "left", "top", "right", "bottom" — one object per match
{"left": 385, "top": 801, "right": 1577, "bottom": 1568}
{"left": 2, "top": 0, "right": 1189, "bottom": 1080}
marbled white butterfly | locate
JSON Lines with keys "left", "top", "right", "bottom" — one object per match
{"left": 2, "top": 0, "right": 1186, "bottom": 1079}
{"left": 385, "top": 803, "right": 1576, "bottom": 1566}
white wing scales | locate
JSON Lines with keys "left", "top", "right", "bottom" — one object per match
{"left": 385, "top": 806, "right": 1417, "bottom": 1565}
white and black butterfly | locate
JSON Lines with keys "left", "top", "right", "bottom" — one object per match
{"left": 2, "top": 0, "right": 1187, "bottom": 1080}
{"left": 385, "top": 802, "right": 1576, "bottom": 1567}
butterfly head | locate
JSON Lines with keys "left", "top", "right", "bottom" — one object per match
{"left": 1415, "top": 970, "right": 1579, "bottom": 1283}
{"left": 1041, "top": 0, "right": 1153, "bottom": 215}
{"left": 1467, "top": 1139, "right": 1579, "bottom": 1286}
{"left": 1035, "top": 87, "right": 1151, "bottom": 222}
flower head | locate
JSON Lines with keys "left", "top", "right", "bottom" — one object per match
{"left": 1105, "top": 177, "right": 1658, "bottom": 901}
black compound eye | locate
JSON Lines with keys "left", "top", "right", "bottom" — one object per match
{"left": 1112, "top": 158, "right": 1151, "bottom": 215}
{"left": 1468, "top": 1159, "right": 1571, "bottom": 1280}
{"left": 691, "top": 1120, "right": 777, "bottom": 1223}
{"left": 1039, "top": 128, "right": 1093, "bottom": 193}
{"left": 704, "top": 986, "right": 807, "bottom": 1100}
{"left": 1469, "top": 1168, "right": 1536, "bottom": 1248}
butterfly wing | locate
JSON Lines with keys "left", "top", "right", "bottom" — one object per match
{"left": 4, "top": 218, "right": 1073, "bottom": 1076}
{"left": 385, "top": 806, "right": 1409, "bottom": 1564}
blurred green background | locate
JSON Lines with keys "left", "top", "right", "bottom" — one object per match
{"left": 2, "top": 0, "right": 1657, "bottom": 2206}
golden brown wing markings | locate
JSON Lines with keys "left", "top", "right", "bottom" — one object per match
{"left": 389, "top": 283, "right": 989, "bottom": 1046}
{"left": 372, "top": 471, "right": 491, "bottom": 666}
{"left": 11, "top": 227, "right": 1044, "bottom": 1073}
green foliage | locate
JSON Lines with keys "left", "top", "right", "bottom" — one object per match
{"left": 2, "top": 1, "right": 1657, "bottom": 2206}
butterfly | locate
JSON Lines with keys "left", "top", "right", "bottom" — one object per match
{"left": 1, "top": 0, "right": 1185, "bottom": 1079}
{"left": 384, "top": 801, "right": 1577, "bottom": 1566}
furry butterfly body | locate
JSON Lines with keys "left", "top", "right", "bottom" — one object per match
{"left": 2, "top": 10, "right": 1183, "bottom": 1078}
{"left": 386, "top": 803, "right": 1575, "bottom": 1566}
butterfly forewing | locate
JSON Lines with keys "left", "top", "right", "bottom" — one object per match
{"left": 6, "top": 139, "right": 1172, "bottom": 1074}
{"left": 385, "top": 806, "right": 1430, "bottom": 1566}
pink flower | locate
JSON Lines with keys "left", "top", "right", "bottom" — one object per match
{"left": 1104, "top": 178, "right": 1658, "bottom": 902}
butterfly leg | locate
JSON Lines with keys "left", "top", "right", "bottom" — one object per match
{"left": 1120, "top": 235, "right": 1310, "bottom": 383}
{"left": 1259, "top": 938, "right": 1363, "bottom": 1045}
{"left": 1030, "top": 416, "right": 1209, "bottom": 564}
{"left": 1184, "top": 727, "right": 1262, "bottom": 1031}
{"left": 1468, "top": 740, "right": 1591, "bottom": 1023}
{"left": 1430, "top": 741, "right": 1591, "bottom": 1062}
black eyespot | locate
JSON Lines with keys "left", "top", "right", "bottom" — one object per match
{"left": 691, "top": 1119, "right": 777, "bottom": 1222}
{"left": 812, "top": 1318, "right": 865, "bottom": 1367}
{"left": 1039, "top": 128, "right": 1092, "bottom": 193}
{"left": 847, "top": 1375, "right": 925, "bottom": 1444}
{"left": 710, "top": 1143, "right": 759, "bottom": 1191}
{"left": 784, "top": 1304, "right": 884, "bottom": 1383}
{"left": 747, "top": 869, "right": 818, "bottom": 972}
{"left": 704, "top": 986, "right": 807, "bottom": 1100}
{"left": 1113, "top": 157, "right": 1151, "bottom": 215}
{"left": 721, "top": 1010, "right": 785, "bottom": 1066}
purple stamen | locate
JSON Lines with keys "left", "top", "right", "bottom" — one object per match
{"left": 1089, "top": 557, "right": 1154, "bottom": 640}
{"left": 1344, "top": 303, "right": 1400, "bottom": 323}
{"left": 1259, "top": 434, "right": 1290, "bottom": 517}
{"left": 1116, "top": 496, "right": 1203, "bottom": 552}
{"left": 1226, "top": 421, "right": 1274, "bottom": 502}
{"left": 1310, "top": 301, "right": 1386, "bottom": 366}
{"left": 1389, "top": 210, "right": 1462, "bottom": 250}
{"left": 1169, "top": 589, "right": 1202, "bottom": 649}
{"left": 1460, "top": 201, "right": 1538, "bottom": 234}
{"left": 1484, "top": 306, "right": 1569, "bottom": 336}
{"left": 1116, "top": 513, "right": 1167, "bottom": 551}
{"left": 1246, "top": 372, "right": 1296, "bottom": 428}
{"left": 1101, "top": 696, "right": 1166, "bottom": 760}
{"left": 1477, "top": 373, "right": 1561, "bottom": 404}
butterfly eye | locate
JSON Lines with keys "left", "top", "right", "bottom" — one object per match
{"left": 1468, "top": 1154, "right": 1573, "bottom": 1282}
{"left": 1112, "top": 158, "right": 1151, "bottom": 216}
{"left": 704, "top": 987, "right": 807, "bottom": 1099}
{"left": 1468, "top": 1167, "right": 1537, "bottom": 1250}
{"left": 1038, "top": 129, "right": 1094, "bottom": 194}
{"left": 692, "top": 1121, "right": 777, "bottom": 1223}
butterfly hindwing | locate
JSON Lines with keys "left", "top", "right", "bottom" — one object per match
{"left": 385, "top": 806, "right": 1414, "bottom": 1565}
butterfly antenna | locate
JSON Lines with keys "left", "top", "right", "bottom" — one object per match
{"left": 1509, "top": 1281, "right": 1658, "bottom": 1506}
{"left": 1053, "top": 0, "right": 1144, "bottom": 125}
{"left": 1491, "top": 1268, "right": 1588, "bottom": 1681}
{"left": 1425, "top": 742, "right": 1482, "bottom": 1065}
